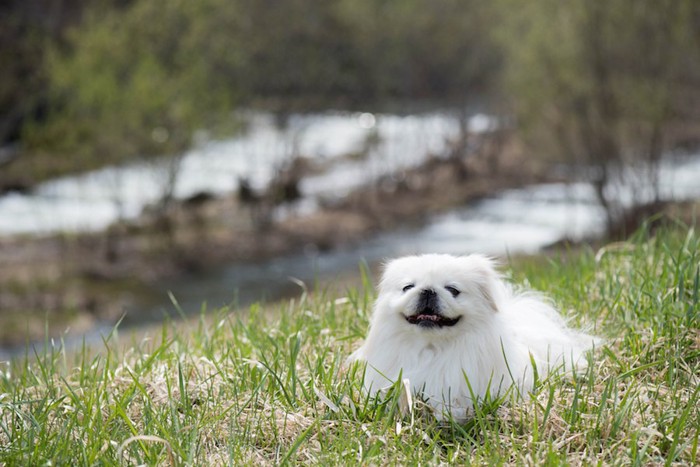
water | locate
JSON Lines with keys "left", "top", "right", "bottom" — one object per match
{"left": 2, "top": 109, "right": 700, "bottom": 358}
{"left": 0, "top": 110, "right": 484, "bottom": 235}
{"left": 151, "top": 159, "right": 700, "bottom": 318}
{"left": 3, "top": 108, "right": 696, "bottom": 237}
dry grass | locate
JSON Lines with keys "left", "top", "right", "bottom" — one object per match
{"left": 1, "top": 225, "right": 699, "bottom": 465}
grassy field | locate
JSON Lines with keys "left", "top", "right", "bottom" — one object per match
{"left": 1, "top": 225, "right": 699, "bottom": 465}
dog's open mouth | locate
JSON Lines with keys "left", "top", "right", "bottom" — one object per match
{"left": 405, "top": 311, "right": 461, "bottom": 328}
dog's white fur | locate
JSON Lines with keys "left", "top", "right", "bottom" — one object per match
{"left": 349, "top": 254, "right": 598, "bottom": 421}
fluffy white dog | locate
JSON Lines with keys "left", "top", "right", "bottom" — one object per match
{"left": 349, "top": 254, "right": 598, "bottom": 421}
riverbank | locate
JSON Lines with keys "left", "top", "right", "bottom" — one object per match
{"left": 0, "top": 131, "right": 550, "bottom": 348}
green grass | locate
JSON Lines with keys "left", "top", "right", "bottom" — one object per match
{"left": 1, "top": 225, "right": 699, "bottom": 465}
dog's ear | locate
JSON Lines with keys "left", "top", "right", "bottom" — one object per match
{"left": 462, "top": 255, "right": 503, "bottom": 313}
{"left": 379, "top": 257, "right": 402, "bottom": 290}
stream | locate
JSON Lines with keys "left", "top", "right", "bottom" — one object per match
{"left": 0, "top": 110, "right": 486, "bottom": 234}
{"left": 2, "top": 109, "right": 700, "bottom": 357}
{"left": 152, "top": 161, "right": 700, "bottom": 318}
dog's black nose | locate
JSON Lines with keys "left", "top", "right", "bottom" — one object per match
{"left": 420, "top": 288, "right": 437, "bottom": 298}
{"left": 417, "top": 288, "right": 438, "bottom": 313}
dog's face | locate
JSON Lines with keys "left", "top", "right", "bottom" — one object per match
{"left": 373, "top": 254, "right": 502, "bottom": 338}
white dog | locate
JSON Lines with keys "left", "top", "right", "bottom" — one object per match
{"left": 349, "top": 254, "right": 598, "bottom": 421}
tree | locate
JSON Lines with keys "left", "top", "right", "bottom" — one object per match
{"left": 22, "top": 0, "right": 243, "bottom": 257}
{"left": 337, "top": 0, "right": 501, "bottom": 104}
{"left": 501, "top": 0, "right": 700, "bottom": 233}
{"left": 25, "top": 0, "right": 241, "bottom": 193}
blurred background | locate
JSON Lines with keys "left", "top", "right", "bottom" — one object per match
{"left": 2, "top": 0, "right": 700, "bottom": 355}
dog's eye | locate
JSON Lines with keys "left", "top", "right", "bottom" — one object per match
{"left": 445, "top": 286, "right": 460, "bottom": 297}
{"left": 402, "top": 284, "right": 415, "bottom": 292}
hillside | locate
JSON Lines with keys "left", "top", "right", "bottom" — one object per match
{"left": 1, "top": 225, "right": 698, "bottom": 464}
